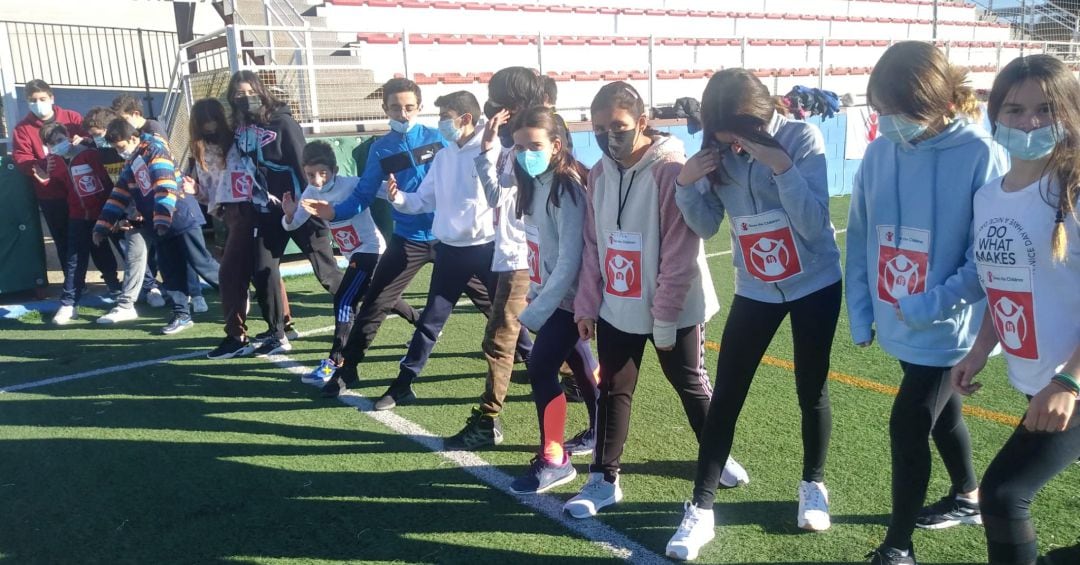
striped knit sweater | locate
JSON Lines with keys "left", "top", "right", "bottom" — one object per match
{"left": 94, "top": 134, "right": 184, "bottom": 235}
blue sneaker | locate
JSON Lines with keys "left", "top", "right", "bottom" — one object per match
{"left": 510, "top": 454, "right": 577, "bottom": 495}
{"left": 161, "top": 314, "right": 194, "bottom": 335}
{"left": 303, "top": 359, "right": 338, "bottom": 385}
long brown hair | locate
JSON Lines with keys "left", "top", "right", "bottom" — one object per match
{"left": 189, "top": 98, "right": 232, "bottom": 171}
{"left": 867, "top": 41, "right": 978, "bottom": 126}
{"left": 226, "top": 70, "right": 282, "bottom": 127}
{"left": 510, "top": 105, "right": 586, "bottom": 218}
{"left": 988, "top": 54, "right": 1080, "bottom": 262}
{"left": 700, "top": 68, "right": 786, "bottom": 185}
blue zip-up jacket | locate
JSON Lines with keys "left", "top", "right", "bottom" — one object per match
{"left": 332, "top": 125, "right": 446, "bottom": 241}
{"left": 676, "top": 112, "right": 841, "bottom": 303}
{"left": 845, "top": 120, "right": 1009, "bottom": 366}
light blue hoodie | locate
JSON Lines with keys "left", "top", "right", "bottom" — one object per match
{"left": 845, "top": 120, "right": 1008, "bottom": 367}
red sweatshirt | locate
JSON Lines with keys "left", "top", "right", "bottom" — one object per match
{"left": 11, "top": 105, "right": 87, "bottom": 200}
{"left": 46, "top": 145, "right": 114, "bottom": 221}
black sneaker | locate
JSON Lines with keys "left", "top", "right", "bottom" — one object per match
{"left": 251, "top": 329, "right": 273, "bottom": 346}
{"left": 561, "top": 375, "right": 584, "bottom": 403}
{"left": 374, "top": 382, "right": 416, "bottom": 411}
{"left": 254, "top": 337, "right": 292, "bottom": 357}
{"left": 207, "top": 336, "right": 255, "bottom": 360}
{"left": 321, "top": 365, "right": 359, "bottom": 398}
{"left": 509, "top": 453, "right": 577, "bottom": 495}
{"left": 866, "top": 545, "right": 916, "bottom": 565}
{"left": 445, "top": 408, "right": 503, "bottom": 450}
{"left": 161, "top": 314, "right": 194, "bottom": 335}
{"left": 1042, "top": 544, "right": 1080, "bottom": 565}
{"left": 916, "top": 492, "right": 982, "bottom": 529}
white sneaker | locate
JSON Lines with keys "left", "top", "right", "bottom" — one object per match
{"left": 563, "top": 472, "right": 622, "bottom": 519}
{"left": 97, "top": 306, "right": 139, "bottom": 324}
{"left": 146, "top": 288, "right": 166, "bottom": 308}
{"left": 797, "top": 480, "right": 831, "bottom": 531}
{"left": 719, "top": 456, "right": 750, "bottom": 488}
{"left": 52, "top": 305, "right": 78, "bottom": 325}
{"left": 666, "top": 502, "right": 716, "bottom": 561}
{"left": 190, "top": 296, "right": 209, "bottom": 313}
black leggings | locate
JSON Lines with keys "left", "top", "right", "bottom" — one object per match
{"left": 692, "top": 281, "right": 841, "bottom": 509}
{"left": 981, "top": 404, "right": 1080, "bottom": 565}
{"left": 592, "top": 317, "right": 712, "bottom": 482}
{"left": 884, "top": 360, "right": 979, "bottom": 550}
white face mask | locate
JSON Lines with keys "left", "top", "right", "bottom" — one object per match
{"left": 30, "top": 99, "right": 53, "bottom": 119}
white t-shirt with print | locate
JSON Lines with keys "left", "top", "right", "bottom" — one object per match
{"left": 973, "top": 175, "right": 1080, "bottom": 396}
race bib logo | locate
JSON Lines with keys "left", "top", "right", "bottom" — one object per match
{"left": 734, "top": 210, "right": 803, "bottom": 282}
{"left": 877, "top": 226, "right": 930, "bottom": 304}
{"left": 524, "top": 223, "right": 541, "bottom": 284}
{"left": 331, "top": 224, "right": 361, "bottom": 254}
{"left": 71, "top": 165, "right": 102, "bottom": 197}
{"left": 979, "top": 265, "right": 1039, "bottom": 360}
{"left": 604, "top": 231, "right": 642, "bottom": 299}
{"left": 131, "top": 157, "right": 153, "bottom": 196}
{"left": 231, "top": 172, "right": 253, "bottom": 199}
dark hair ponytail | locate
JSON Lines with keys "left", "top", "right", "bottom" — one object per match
{"left": 510, "top": 105, "right": 586, "bottom": 219}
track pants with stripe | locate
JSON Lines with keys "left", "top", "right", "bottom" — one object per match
{"left": 327, "top": 251, "right": 381, "bottom": 366}
{"left": 527, "top": 308, "right": 600, "bottom": 463}
{"left": 692, "top": 280, "right": 841, "bottom": 509}
{"left": 591, "top": 317, "right": 713, "bottom": 482}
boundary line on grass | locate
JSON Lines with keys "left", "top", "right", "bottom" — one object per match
{"left": 701, "top": 342, "right": 1021, "bottom": 427}
{"left": 268, "top": 354, "right": 671, "bottom": 565}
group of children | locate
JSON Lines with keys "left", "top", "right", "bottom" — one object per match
{"left": 13, "top": 40, "right": 1079, "bottom": 565}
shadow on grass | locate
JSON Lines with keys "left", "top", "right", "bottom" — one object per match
{"left": 0, "top": 393, "right": 621, "bottom": 564}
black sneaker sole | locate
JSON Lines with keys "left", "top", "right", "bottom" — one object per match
{"left": 374, "top": 390, "right": 416, "bottom": 411}
{"left": 916, "top": 514, "right": 982, "bottom": 529}
{"left": 207, "top": 345, "right": 254, "bottom": 360}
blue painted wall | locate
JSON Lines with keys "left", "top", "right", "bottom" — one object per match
{"left": 570, "top": 113, "right": 859, "bottom": 197}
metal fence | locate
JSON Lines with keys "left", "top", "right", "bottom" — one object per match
{"left": 973, "top": 0, "right": 1080, "bottom": 43}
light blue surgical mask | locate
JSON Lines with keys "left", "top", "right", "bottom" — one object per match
{"left": 438, "top": 118, "right": 462, "bottom": 142}
{"left": 516, "top": 149, "right": 551, "bottom": 178}
{"left": 879, "top": 114, "right": 928, "bottom": 147}
{"left": 29, "top": 100, "right": 53, "bottom": 119}
{"left": 118, "top": 147, "right": 134, "bottom": 160}
{"left": 51, "top": 140, "right": 73, "bottom": 156}
{"left": 993, "top": 122, "right": 1061, "bottom": 161}
{"left": 389, "top": 118, "right": 414, "bottom": 134}
{"left": 93, "top": 135, "right": 110, "bottom": 149}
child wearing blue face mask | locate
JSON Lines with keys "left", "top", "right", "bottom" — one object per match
{"left": 374, "top": 90, "right": 503, "bottom": 410}
{"left": 281, "top": 141, "right": 387, "bottom": 383}
{"left": 301, "top": 80, "right": 514, "bottom": 399}
{"left": 952, "top": 54, "right": 1080, "bottom": 565}
{"left": 847, "top": 41, "right": 1010, "bottom": 565}
{"left": 501, "top": 105, "right": 593, "bottom": 495}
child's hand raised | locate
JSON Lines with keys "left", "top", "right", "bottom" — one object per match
{"left": 482, "top": 109, "right": 510, "bottom": 152}
{"left": 182, "top": 175, "right": 197, "bottom": 195}
{"left": 282, "top": 191, "right": 298, "bottom": 222}
{"left": 386, "top": 173, "right": 399, "bottom": 202}
{"left": 301, "top": 199, "right": 335, "bottom": 221}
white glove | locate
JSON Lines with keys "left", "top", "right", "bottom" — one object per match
{"left": 652, "top": 319, "right": 677, "bottom": 350}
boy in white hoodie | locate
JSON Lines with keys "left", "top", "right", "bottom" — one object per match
{"left": 282, "top": 141, "right": 387, "bottom": 384}
{"left": 376, "top": 91, "right": 500, "bottom": 410}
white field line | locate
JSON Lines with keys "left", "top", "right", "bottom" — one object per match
{"left": 705, "top": 227, "right": 847, "bottom": 259}
{"left": 270, "top": 354, "right": 670, "bottom": 565}
{"left": 1, "top": 302, "right": 670, "bottom": 563}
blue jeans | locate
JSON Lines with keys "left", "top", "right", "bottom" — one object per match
{"left": 61, "top": 219, "right": 119, "bottom": 306}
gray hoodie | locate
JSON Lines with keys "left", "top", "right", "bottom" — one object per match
{"left": 676, "top": 112, "right": 841, "bottom": 303}
{"left": 517, "top": 170, "right": 586, "bottom": 332}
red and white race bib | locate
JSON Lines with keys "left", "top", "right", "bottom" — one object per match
{"left": 979, "top": 264, "right": 1039, "bottom": 360}
{"left": 524, "top": 222, "right": 542, "bottom": 284}
{"left": 330, "top": 222, "right": 362, "bottom": 254}
{"left": 733, "top": 209, "right": 803, "bottom": 282}
{"left": 71, "top": 164, "right": 103, "bottom": 197}
{"left": 604, "top": 231, "right": 642, "bottom": 299}
{"left": 230, "top": 171, "right": 254, "bottom": 199}
{"left": 876, "top": 225, "right": 930, "bottom": 304}
{"left": 131, "top": 156, "right": 153, "bottom": 196}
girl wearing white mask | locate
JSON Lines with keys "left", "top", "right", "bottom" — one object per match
{"left": 846, "top": 41, "right": 1009, "bottom": 565}
{"left": 952, "top": 54, "right": 1080, "bottom": 565}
